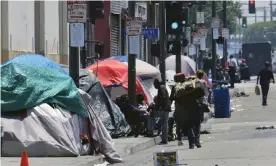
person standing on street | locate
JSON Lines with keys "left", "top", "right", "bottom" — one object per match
{"left": 170, "top": 73, "right": 186, "bottom": 146}
{"left": 154, "top": 79, "right": 171, "bottom": 145}
{"left": 257, "top": 61, "right": 275, "bottom": 106}
{"left": 228, "top": 55, "right": 238, "bottom": 88}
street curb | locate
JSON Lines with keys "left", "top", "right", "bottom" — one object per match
{"left": 79, "top": 156, "right": 105, "bottom": 166}
{"left": 123, "top": 136, "right": 161, "bottom": 156}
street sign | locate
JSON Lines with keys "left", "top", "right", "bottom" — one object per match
{"left": 213, "top": 28, "right": 219, "bottom": 39}
{"left": 143, "top": 28, "right": 159, "bottom": 39}
{"left": 129, "top": 35, "right": 140, "bottom": 55}
{"left": 70, "top": 23, "right": 85, "bottom": 47}
{"left": 200, "top": 37, "right": 206, "bottom": 51}
{"left": 222, "top": 28, "right": 229, "bottom": 39}
{"left": 192, "top": 32, "right": 201, "bottom": 45}
{"left": 167, "top": 41, "right": 181, "bottom": 54}
{"left": 199, "top": 26, "right": 208, "bottom": 38}
{"left": 67, "top": 1, "right": 87, "bottom": 23}
{"left": 125, "top": 17, "right": 143, "bottom": 36}
{"left": 212, "top": 18, "right": 220, "bottom": 28}
{"left": 196, "top": 12, "right": 205, "bottom": 24}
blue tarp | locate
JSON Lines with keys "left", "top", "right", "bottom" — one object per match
{"left": 3, "top": 54, "right": 68, "bottom": 75}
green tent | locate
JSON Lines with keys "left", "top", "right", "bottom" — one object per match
{"left": 1, "top": 63, "right": 87, "bottom": 117}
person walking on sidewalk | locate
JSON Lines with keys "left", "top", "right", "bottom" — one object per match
{"left": 153, "top": 79, "right": 171, "bottom": 145}
{"left": 170, "top": 73, "right": 186, "bottom": 146}
{"left": 228, "top": 55, "right": 238, "bottom": 88}
{"left": 257, "top": 61, "right": 275, "bottom": 106}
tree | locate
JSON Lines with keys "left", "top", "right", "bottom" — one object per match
{"left": 243, "top": 21, "right": 276, "bottom": 49}
{"left": 189, "top": 1, "right": 242, "bottom": 49}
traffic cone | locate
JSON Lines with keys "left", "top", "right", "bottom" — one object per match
{"left": 20, "top": 150, "right": 29, "bottom": 166}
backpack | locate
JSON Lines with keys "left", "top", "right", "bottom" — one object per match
{"left": 175, "top": 79, "right": 205, "bottom": 102}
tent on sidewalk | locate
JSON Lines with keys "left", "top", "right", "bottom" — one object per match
{"left": 62, "top": 66, "right": 131, "bottom": 138}
{"left": 1, "top": 60, "right": 123, "bottom": 163}
{"left": 86, "top": 59, "right": 153, "bottom": 104}
{"left": 1, "top": 89, "right": 123, "bottom": 163}
{"left": 106, "top": 55, "right": 164, "bottom": 100}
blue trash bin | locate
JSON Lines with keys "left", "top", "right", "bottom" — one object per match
{"left": 213, "top": 88, "right": 231, "bottom": 118}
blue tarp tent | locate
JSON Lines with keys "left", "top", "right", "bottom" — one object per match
{"left": 3, "top": 54, "right": 67, "bottom": 75}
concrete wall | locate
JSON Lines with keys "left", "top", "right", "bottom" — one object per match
{"left": 1, "top": 1, "right": 60, "bottom": 63}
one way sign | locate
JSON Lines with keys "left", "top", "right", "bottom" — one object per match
{"left": 167, "top": 41, "right": 181, "bottom": 54}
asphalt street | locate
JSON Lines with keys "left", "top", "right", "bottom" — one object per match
{"left": 116, "top": 83, "right": 276, "bottom": 166}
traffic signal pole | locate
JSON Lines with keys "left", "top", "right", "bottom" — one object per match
{"left": 176, "top": 33, "right": 181, "bottom": 73}
{"left": 211, "top": 1, "right": 217, "bottom": 80}
{"left": 128, "top": 1, "right": 137, "bottom": 105}
{"left": 159, "top": 1, "right": 167, "bottom": 84}
{"left": 222, "top": 1, "right": 227, "bottom": 70}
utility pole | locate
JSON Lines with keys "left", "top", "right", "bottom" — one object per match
{"left": 34, "top": 1, "right": 45, "bottom": 55}
{"left": 128, "top": 1, "right": 137, "bottom": 105}
{"left": 211, "top": 1, "right": 217, "bottom": 80}
{"left": 264, "top": 6, "right": 267, "bottom": 22}
{"left": 159, "top": 1, "right": 166, "bottom": 84}
{"left": 222, "top": 1, "right": 227, "bottom": 70}
{"left": 270, "top": 0, "right": 273, "bottom": 21}
{"left": 255, "top": 11, "right": 257, "bottom": 23}
{"left": 68, "top": 24, "right": 79, "bottom": 87}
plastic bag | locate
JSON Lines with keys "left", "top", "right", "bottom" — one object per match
{"left": 255, "top": 85, "right": 260, "bottom": 95}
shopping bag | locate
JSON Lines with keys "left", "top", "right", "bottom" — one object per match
{"left": 255, "top": 85, "right": 260, "bottom": 95}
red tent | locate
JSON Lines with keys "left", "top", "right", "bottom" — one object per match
{"left": 86, "top": 59, "right": 149, "bottom": 103}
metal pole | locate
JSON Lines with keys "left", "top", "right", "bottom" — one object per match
{"left": 211, "top": 1, "right": 217, "bottom": 80}
{"left": 264, "top": 6, "right": 267, "bottom": 22}
{"left": 128, "top": 1, "right": 136, "bottom": 105}
{"left": 255, "top": 12, "right": 257, "bottom": 23}
{"left": 34, "top": 1, "right": 45, "bottom": 55}
{"left": 222, "top": 1, "right": 227, "bottom": 70}
{"left": 270, "top": 0, "right": 273, "bottom": 21}
{"left": 239, "top": 18, "right": 241, "bottom": 44}
{"left": 176, "top": 33, "right": 181, "bottom": 73}
{"left": 159, "top": 1, "right": 166, "bottom": 84}
{"left": 69, "top": 24, "right": 80, "bottom": 87}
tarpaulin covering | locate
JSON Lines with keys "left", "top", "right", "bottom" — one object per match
{"left": 157, "top": 55, "right": 196, "bottom": 77}
{"left": 1, "top": 103, "right": 90, "bottom": 157}
{"left": 1, "top": 62, "right": 87, "bottom": 117}
{"left": 63, "top": 67, "right": 131, "bottom": 138}
{"left": 79, "top": 89, "right": 122, "bottom": 163}
{"left": 2, "top": 90, "right": 123, "bottom": 164}
{"left": 86, "top": 59, "right": 150, "bottom": 104}
{"left": 107, "top": 55, "right": 161, "bottom": 78}
{"left": 3, "top": 54, "right": 68, "bottom": 75}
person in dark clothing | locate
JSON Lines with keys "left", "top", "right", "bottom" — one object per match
{"left": 154, "top": 79, "right": 171, "bottom": 145}
{"left": 257, "top": 61, "right": 275, "bottom": 106}
{"left": 169, "top": 73, "right": 186, "bottom": 146}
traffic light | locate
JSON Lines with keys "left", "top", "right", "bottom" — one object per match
{"left": 88, "top": 1, "right": 104, "bottom": 23}
{"left": 166, "top": 2, "right": 187, "bottom": 34}
{"left": 248, "top": 0, "right": 256, "bottom": 14}
{"left": 242, "top": 17, "right": 247, "bottom": 28}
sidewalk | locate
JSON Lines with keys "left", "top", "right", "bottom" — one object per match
{"left": 2, "top": 88, "right": 240, "bottom": 166}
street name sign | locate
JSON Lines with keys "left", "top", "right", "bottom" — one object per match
{"left": 143, "top": 28, "right": 159, "bottom": 39}
{"left": 67, "top": 1, "right": 87, "bottom": 23}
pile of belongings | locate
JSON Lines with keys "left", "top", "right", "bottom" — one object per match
{"left": 0, "top": 54, "right": 124, "bottom": 163}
